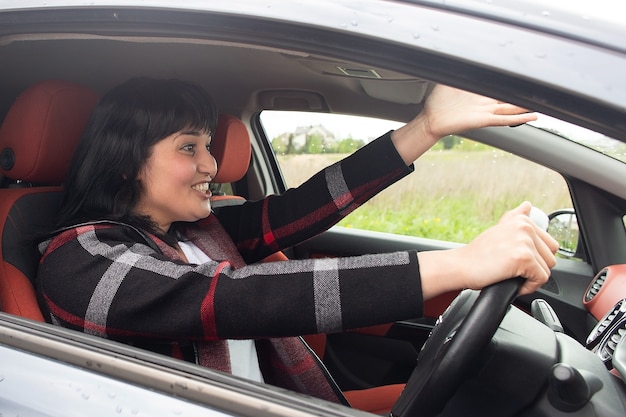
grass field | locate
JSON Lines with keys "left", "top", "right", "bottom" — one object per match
{"left": 278, "top": 148, "right": 572, "bottom": 243}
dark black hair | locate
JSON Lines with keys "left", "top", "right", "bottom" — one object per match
{"left": 57, "top": 77, "right": 219, "bottom": 239}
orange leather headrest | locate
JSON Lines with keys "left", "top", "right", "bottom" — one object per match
{"left": 0, "top": 80, "right": 99, "bottom": 184}
{"left": 211, "top": 114, "right": 252, "bottom": 183}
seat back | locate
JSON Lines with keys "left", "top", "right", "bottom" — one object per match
{"left": 210, "top": 114, "right": 288, "bottom": 264}
{"left": 0, "top": 80, "right": 98, "bottom": 320}
{"left": 211, "top": 114, "right": 252, "bottom": 185}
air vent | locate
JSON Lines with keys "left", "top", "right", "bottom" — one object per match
{"left": 587, "top": 298, "right": 626, "bottom": 348}
{"left": 585, "top": 269, "right": 609, "bottom": 302}
{"left": 597, "top": 317, "right": 626, "bottom": 366}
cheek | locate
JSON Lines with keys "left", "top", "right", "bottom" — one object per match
{"left": 158, "top": 160, "right": 196, "bottom": 191}
{"left": 141, "top": 154, "right": 196, "bottom": 196}
{"left": 138, "top": 163, "right": 170, "bottom": 199}
{"left": 171, "top": 163, "right": 197, "bottom": 184}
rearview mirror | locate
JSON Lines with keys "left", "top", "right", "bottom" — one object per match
{"left": 548, "top": 209, "right": 579, "bottom": 258}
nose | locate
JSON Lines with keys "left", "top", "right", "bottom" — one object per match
{"left": 199, "top": 148, "right": 218, "bottom": 180}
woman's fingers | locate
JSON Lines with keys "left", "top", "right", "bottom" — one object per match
{"left": 534, "top": 226, "right": 560, "bottom": 268}
{"left": 502, "top": 206, "right": 558, "bottom": 295}
{"left": 493, "top": 102, "right": 534, "bottom": 115}
{"left": 521, "top": 224, "right": 559, "bottom": 295}
{"left": 474, "top": 202, "right": 557, "bottom": 295}
{"left": 422, "top": 85, "right": 537, "bottom": 137}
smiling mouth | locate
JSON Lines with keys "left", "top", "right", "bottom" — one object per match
{"left": 192, "top": 182, "right": 210, "bottom": 194}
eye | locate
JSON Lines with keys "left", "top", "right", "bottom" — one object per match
{"left": 181, "top": 144, "right": 196, "bottom": 153}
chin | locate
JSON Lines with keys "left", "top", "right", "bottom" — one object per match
{"left": 194, "top": 210, "right": 212, "bottom": 221}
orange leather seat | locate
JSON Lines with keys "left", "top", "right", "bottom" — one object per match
{"left": 0, "top": 80, "right": 99, "bottom": 321}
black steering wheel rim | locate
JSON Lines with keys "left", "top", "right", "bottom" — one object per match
{"left": 392, "top": 277, "right": 523, "bottom": 417}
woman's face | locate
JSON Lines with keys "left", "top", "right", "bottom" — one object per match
{"left": 135, "top": 129, "right": 217, "bottom": 232}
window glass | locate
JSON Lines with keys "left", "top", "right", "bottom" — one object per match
{"left": 530, "top": 114, "right": 626, "bottom": 164}
{"left": 260, "top": 111, "right": 573, "bottom": 245}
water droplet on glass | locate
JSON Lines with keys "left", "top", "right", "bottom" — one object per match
{"left": 351, "top": 20, "right": 358, "bottom": 27}
{"left": 431, "top": 25, "right": 440, "bottom": 31}
{"left": 412, "top": 32, "right": 421, "bottom": 39}
{"left": 541, "top": 10, "right": 551, "bottom": 17}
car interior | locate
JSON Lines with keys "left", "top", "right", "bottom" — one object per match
{"left": 1, "top": 5, "right": 626, "bottom": 416}
{"left": 0, "top": 78, "right": 407, "bottom": 414}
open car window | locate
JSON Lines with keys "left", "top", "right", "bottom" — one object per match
{"left": 260, "top": 110, "right": 574, "bottom": 246}
{"left": 530, "top": 115, "right": 626, "bottom": 164}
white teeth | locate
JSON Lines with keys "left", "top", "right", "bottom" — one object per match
{"left": 192, "top": 183, "right": 209, "bottom": 192}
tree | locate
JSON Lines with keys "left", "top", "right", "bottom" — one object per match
{"left": 336, "top": 137, "right": 365, "bottom": 153}
{"left": 305, "top": 133, "right": 325, "bottom": 154}
{"left": 441, "top": 135, "right": 459, "bottom": 150}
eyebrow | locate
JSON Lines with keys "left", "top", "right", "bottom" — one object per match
{"left": 179, "top": 130, "right": 203, "bottom": 137}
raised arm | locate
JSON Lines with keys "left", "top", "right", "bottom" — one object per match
{"left": 391, "top": 85, "right": 537, "bottom": 165}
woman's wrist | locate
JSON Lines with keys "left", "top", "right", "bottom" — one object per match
{"left": 390, "top": 114, "right": 440, "bottom": 166}
{"left": 417, "top": 248, "right": 467, "bottom": 300}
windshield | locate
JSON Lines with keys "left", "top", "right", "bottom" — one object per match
{"left": 529, "top": 114, "right": 626, "bottom": 164}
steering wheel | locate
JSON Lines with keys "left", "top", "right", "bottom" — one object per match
{"left": 391, "top": 277, "right": 523, "bottom": 417}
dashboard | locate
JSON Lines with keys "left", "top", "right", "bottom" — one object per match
{"left": 583, "top": 265, "right": 626, "bottom": 376}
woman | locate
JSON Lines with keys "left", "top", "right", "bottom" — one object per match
{"left": 36, "top": 78, "right": 557, "bottom": 403}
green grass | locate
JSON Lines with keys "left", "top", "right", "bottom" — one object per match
{"left": 278, "top": 147, "right": 572, "bottom": 243}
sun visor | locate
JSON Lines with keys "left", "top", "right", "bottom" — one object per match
{"left": 360, "top": 79, "right": 430, "bottom": 105}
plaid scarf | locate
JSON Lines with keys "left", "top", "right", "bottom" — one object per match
{"left": 150, "top": 215, "right": 346, "bottom": 404}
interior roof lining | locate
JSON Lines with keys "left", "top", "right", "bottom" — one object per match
{"left": 0, "top": 32, "right": 424, "bottom": 123}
